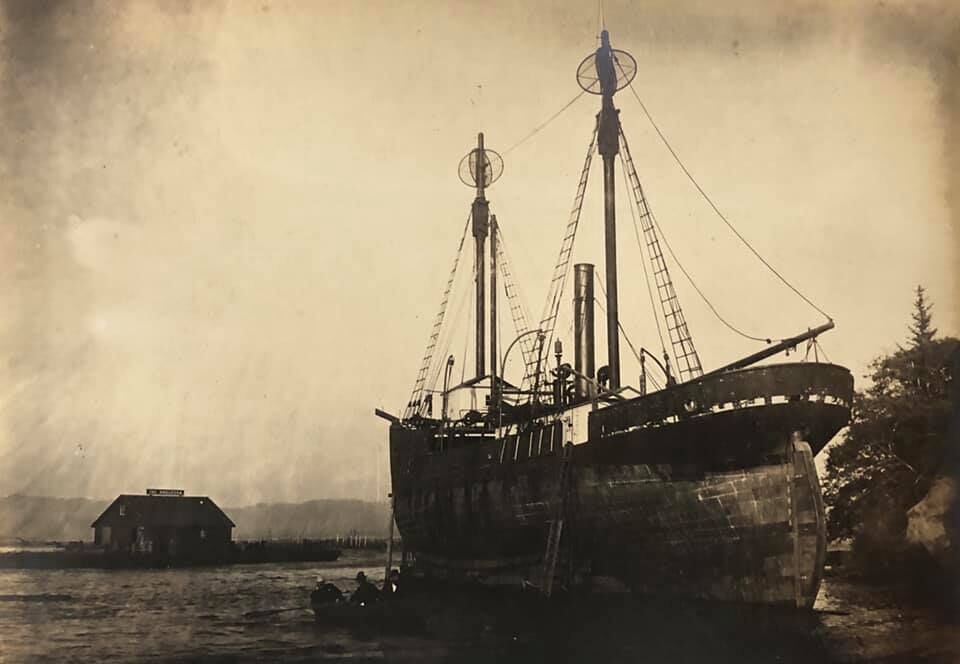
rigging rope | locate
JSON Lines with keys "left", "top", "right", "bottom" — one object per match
{"left": 618, "top": 72, "right": 832, "bottom": 322}
{"left": 618, "top": 127, "right": 703, "bottom": 379}
{"left": 495, "top": 222, "right": 539, "bottom": 370}
{"left": 809, "top": 337, "right": 830, "bottom": 363}
{"left": 460, "top": 290, "right": 470, "bottom": 384}
{"left": 497, "top": 282, "right": 504, "bottom": 370}
{"left": 503, "top": 90, "right": 587, "bottom": 155}
{"left": 618, "top": 106, "right": 771, "bottom": 346}
{"left": 593, "top": 281, "right": 666, "bottom": 389}
{"left": 646, "top": 207, "right": 771, "bottom": 343}
{"left": 529, "top": 122, "right": 598, "bottom": 389}
{"left": 405, "top": 213, "right": 472, "bottom": 419}
{"left": 646, "top": 366, "right": 663, "bottom": 391}
{"left": 426, "top": 258, "right": 475, "bottom": 398}
{"left": 618, "top": 155, "right": 669, "bottom": 358}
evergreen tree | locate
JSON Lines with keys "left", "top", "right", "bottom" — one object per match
{"left": 823, "top": 287, "right": 958, "bottom": 568}
{"left": 908, "top": 285, "right": 937, "bottom": 347}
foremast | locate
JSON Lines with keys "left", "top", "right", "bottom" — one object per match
{"left": 471, "top": 133, "right": 490, "bottom": 379}
{"left": 400, "top": 135, "right": 508, "bottom": 422}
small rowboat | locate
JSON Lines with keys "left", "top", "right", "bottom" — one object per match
{"left": 311, "top": 597, "right": 427, "bottom": 634}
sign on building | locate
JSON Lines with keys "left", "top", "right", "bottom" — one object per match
{"left": 146, "top": 488, "right": 185, "bottom": 497}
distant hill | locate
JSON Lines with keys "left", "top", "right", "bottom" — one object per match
{"left": 0, "top": 495, "right": 390, "bottom": 543}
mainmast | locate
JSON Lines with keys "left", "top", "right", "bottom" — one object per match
{"left": 582, "top": 34, "right": 704, "bottom": 384}
{"left": 596, "top": 30, "right": 622, "bottom": 390}
{"left": 577, "top": 30, "right": 632, "bottom": 390}
{"left": 458, "top": 134, "right": 504, "bottom": 380}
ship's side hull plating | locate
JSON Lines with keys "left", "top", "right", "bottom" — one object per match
{"left": 389, "top": 363, "right": 850, "bottom": 608}
{"left": 575, "top": 442, "right": 825, "bottom": 606}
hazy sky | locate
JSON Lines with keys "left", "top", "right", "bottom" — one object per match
{"left": 1, "top": 0, "right": 957, "bottom": 504}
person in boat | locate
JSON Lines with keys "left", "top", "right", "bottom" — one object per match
{"left": 310, "top": 576, "right": 344, "bottom": 605}
{"left": 382, "top": 568, "right": 403, "bottom": 599}
{"left": 349, "top": 571, "right": 380, "bottom": 606}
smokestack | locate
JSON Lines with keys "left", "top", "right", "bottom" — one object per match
{"left": 573, "top": 263, "right": 596, "bottom": 399}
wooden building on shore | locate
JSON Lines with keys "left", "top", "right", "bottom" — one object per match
{"left": 91, "top": 489, "right": 234, "bottom": 556}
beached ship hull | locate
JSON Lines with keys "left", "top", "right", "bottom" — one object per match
{"left": 389, "top": 362, "right": 852, "bottom": 608}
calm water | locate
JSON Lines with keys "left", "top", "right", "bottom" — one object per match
{"left": 0, "top": 551, "right": 955, "bottom": 663}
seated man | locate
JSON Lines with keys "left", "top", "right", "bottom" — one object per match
{"left": 350, "top": 571, "right": 380, "bottom": 606}
{"left": 381, "top": 568, "right": 403, "bottom": 599}
{"left": 310, "top": 576, "right": 344, "bottom": 606}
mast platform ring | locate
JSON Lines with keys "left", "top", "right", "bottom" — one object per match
{"left": 459, "top": 148, "right": 503, "bottom": 188}
{"left": 576, "top": 49, "right": 637, "bottom": 95}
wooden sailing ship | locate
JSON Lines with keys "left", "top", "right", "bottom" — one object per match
{"left": 377, "top": 31, "right": 852, "bottom": 608}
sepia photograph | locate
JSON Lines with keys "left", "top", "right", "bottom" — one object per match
{"left": 1, "top": 1, "right": 957, "bottom": 661}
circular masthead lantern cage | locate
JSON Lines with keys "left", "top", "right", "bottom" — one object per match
{"left": 576, "top": 49, "right": 637, "bottom": 95}
{"left": 459, "top": 147, "right": 504, "bottom": 189}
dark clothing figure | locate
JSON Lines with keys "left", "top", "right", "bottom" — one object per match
{"left": 595, "top": 30, "right": 617, "bottom": 96}
{"left": 382, "top": 569, "right": 403, "bottom": 599}
{"left": 350, "top": 572, "right": 380, "bottom": 606}
{"left": 311, "top": 580, "right": 343, "bottom": 606}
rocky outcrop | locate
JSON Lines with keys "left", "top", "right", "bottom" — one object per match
{"left": 906, "top": 476, "right": 958, "bottom": 570}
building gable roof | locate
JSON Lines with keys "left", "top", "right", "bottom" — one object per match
{"left": 91, "top": 495, "right": 235, "bottom": 529}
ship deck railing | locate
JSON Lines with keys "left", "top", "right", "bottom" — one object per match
{"left": 590, "top": 362, "right": 853, "bottom": 438}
